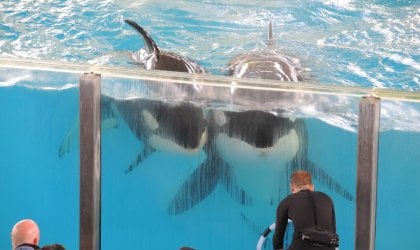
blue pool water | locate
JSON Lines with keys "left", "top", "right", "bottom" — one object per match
{"left": 1, "top": 0, "right": 418, "bottom": 89}
{"left": 0, "top": 1, "right": 419, "bottom": 250}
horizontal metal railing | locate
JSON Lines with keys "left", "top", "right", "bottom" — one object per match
{"left": 1, "top": 57, "right": 419, "bottom": 102}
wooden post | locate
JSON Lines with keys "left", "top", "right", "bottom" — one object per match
{"left": 355, "top": 96, "right": 381, "bottom": 250}
{"left": 79, "top": 73, "right": 101, "bottom": 250}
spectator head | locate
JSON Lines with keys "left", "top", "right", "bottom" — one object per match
{"left": 290, "top": 170, "right": 314, "bottom": 193}
{"left": 11, "top": 219, "right": 40, "bottom": 249}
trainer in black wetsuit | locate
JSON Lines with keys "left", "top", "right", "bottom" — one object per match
{"left": 273, "top": 170, "right": 336, "bottom": 250}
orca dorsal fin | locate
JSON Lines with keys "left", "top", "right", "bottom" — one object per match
{"left": 267, "top": 20, "right": 275, "bottom": 47}
{"left": 125, "top": 19, "right": 160, "bottom": 57}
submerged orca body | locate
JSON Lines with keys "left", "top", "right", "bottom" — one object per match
{"left": 168, "top": 22, "right": 352, "bottom": 218}
{"left": 108, "top": 97, "right": 208, "bottom": 173}
{"left": 125, "top": 19, "right": 206, "bottom": 73}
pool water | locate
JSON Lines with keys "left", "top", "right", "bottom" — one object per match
{"left": 0, "top": 1, "right": 419, "bottom": 249}
{"left": 1, "top": 0, "right": 418, "bottom": 89}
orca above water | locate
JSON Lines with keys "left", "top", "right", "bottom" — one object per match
{"left": 227, "top": 21, "right": 304, "bottom": 82}
{"left": 124, "top": 19, "right": 206, "bottom": 73}
{"left": 168, "top": 22, "right": 353, "bottom": 220}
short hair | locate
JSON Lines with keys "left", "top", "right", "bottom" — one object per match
{"left": 291, "top": 170, "right": 312, "bottom": 188}
{"left": 41, "top": 244, "right": 65, "bottom": 250}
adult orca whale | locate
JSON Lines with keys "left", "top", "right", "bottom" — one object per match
{"left": 118, "top": 20, "right": 209, "bottom": 172}
{"left": 60, "top": 20, "right": 208, "bottom": 173}
{"left": 223, "top": 22, "right": 351, "bottom": 200}
{"left": 168, "top": 22, "right": 352, "bottom": 221}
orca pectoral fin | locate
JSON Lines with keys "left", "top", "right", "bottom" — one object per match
{"left": 124, "top": 143, "right": 156, "bottom": 174}
{"left": 167, "top": 155, "right": 253, "bottom": 215}
{"left": 58, "top": 117, "right": 118, "bottom": 158}
{"left": 219, "top": 163, "right": 253, "bottom": 207}
{"left": 290, "top": 158, "right": 354, "bottom": 201}
{"left": 167, "top": 157, "right": 220, "bottom": 215}
{"left": 58, "top": 119, "right": 80, "bottom": 158}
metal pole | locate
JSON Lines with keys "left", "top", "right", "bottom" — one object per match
{"left": 79, "top": 73, "right": 101, "bottom": 250}
{"left": 355, "top": 96, "right": 380, "bottom": 250}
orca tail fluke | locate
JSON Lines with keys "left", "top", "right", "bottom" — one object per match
{"left": 124, "top": 144, "right": 156, "bottom": 174}
{"left": 58, "top": 95, "right": 119, "bottom": 157}
{"left": 220, "top": 163, "right": 253, "bottom": 207}
{"left": 124, "top": 19, "right": 159, "bottom": 55}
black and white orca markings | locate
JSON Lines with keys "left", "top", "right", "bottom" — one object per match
{"left": 168, "top": 22, "right": 352, "bottom": 221}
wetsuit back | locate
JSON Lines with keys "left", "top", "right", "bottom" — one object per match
{"left": 273, "top": 189, "right": 336, "bottom": 250}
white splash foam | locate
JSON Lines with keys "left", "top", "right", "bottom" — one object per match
{"left": 387, "top": 53, "right": 420, "bottom": 72}
{"left": 347, "top": 63, "right": 385, "bottom": 88}
{"left": 323, "top": 0, "right": 355, "bottom": 10}
{"left": 0, "top": 75, "right": 31, "bottom": 87}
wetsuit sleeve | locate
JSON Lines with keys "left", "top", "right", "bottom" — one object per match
{"left": 273, "top": 200, "right": 289, "bottom": 250}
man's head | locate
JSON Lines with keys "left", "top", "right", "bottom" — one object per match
{"left": 290, "top": 170, "right": 314, "bottom": 193}
{"left": 11, "top": 219, "right": 40, "bottom": 249}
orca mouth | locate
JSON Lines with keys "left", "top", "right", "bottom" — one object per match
{"left": 231, "top": 60, "right": 299, "bottom": 82}
{"left": 222, "top": 110, "right": 295, "bottom": 148}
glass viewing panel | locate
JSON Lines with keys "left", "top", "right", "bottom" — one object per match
{"left": 1, "top": 58, "right": 419, "bottom": 250}
{"left": 376, "top": 100, "right": 420, "bottom": 250}
{"left": 0, "top": 67, "right": 80, "bottom": 249}
{"left": 100, "top": 75, "right": 359, "bottom": 250}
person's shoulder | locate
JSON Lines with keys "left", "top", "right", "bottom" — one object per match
{"left": 313, "top": 190, "right": 329, "bottom": 196}
{"left": 313, "top": 191, "right": 334, "bottom": 201}
{"left": 278, "top": 192, "right": 295, "bottom": 206}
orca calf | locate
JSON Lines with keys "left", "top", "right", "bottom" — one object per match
{"left": 124, "top": 19, "right": 206, "bottom": 73}
{"left": 168, "top": 22, "right": 352, "bottom": 219}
